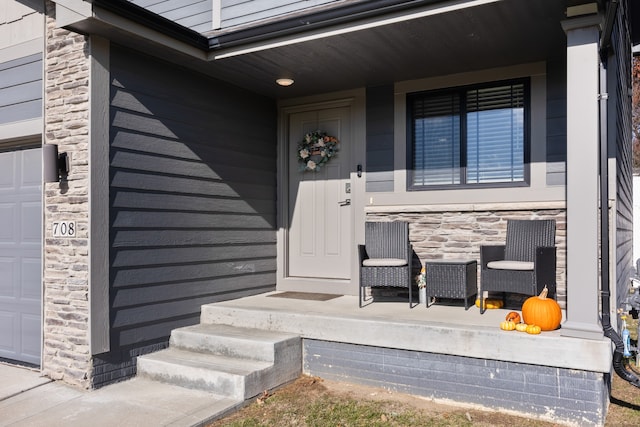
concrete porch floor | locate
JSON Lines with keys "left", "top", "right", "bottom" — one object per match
{"left": 203, "top": 291, "right": 612, "bottom": 374}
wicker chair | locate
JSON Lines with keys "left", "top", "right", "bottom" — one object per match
{"left": 358, "top": 221, "right": 412, "bottom": 307}
{"left": 479, "top": 219, "right": 556, "bottom": 314}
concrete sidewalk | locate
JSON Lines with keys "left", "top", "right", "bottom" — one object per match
{"left": 0, "top": 363, "right": 241, "bottom": 427}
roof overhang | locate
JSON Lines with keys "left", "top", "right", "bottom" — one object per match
{"left": 54, "top": 0, "right": 570, "bottom": 98}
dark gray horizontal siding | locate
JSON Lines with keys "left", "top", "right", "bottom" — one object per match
{"left": 101, "top": 45, "right": 277, "bottom": 386}
{"left": 0, "top": 53, "right": 42, "bottom": 125}
{"left": 545, "top": 59, "right": 566, "bottom": 186}
{"left": 613, "top": 7, "right": 634, "bottom": 311}
{"left": 366, "top": 85, "right": 394, "bottom": 192}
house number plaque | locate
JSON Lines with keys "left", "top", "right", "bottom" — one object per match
{"left": 52, "top": 221, "right": 76, "bottom": 237}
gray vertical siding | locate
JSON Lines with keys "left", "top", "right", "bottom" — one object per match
{"left": 0, "top": 53, "right": 42, "bottom": 125}
{"left": 613, "top": 4, "right": 634, "bottom": 311}
{"left": 93, "top": 45, "right": 277, "bottom": 386}
{"left": 365, "top": 85, "right": 394, "bottom": 192}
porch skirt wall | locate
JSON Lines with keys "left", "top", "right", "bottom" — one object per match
{"left": 365, "top": 208, "right": 567, "bottom": 308}
{"left": 303, "top": 339, "right": 607, "bottom": 426}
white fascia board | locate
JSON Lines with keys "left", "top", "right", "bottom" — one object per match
{"left": 210, "top": 0, "right": 502, "bottom": 60}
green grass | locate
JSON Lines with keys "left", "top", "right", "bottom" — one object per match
{"left": 218, "top": 393, "right": 475, "bottom": 427}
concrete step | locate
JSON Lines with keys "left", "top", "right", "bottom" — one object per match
{"left": 137, "top": 347, "right": 275, "bottom": 400}
{"left": 137, "top": 324, "right": 302, "bottom": 401}
{"left": 170, "top": 323, "right": 300, "bottom": 363}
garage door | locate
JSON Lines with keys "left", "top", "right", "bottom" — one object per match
{"left": 0, "top": 148, "right": 41, "bottom": 365}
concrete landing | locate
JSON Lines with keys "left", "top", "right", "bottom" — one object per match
{"left": 0, "top": 364, "right": 241, "bottom": 427}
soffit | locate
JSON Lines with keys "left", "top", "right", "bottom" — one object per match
{"left": 84, "top": 0, "right": 568, "bottom": 99}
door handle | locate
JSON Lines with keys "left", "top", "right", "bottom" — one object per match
{"left": 339, "top": 199, "right": 351, "bottom": 206}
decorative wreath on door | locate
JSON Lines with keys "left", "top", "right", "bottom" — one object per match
{"left": 296, "top": 130, "right": 340, "bottom": 172}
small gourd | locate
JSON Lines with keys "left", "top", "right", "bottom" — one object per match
{"left": 476, "top": 298, "right": 504, "bottom": 310}
{"left": 505, "top": 311, "right": 521, "bottom": 324}
{"left": 515, "top": 322, "right": 528, "bottom": 332}
{"left": 522, "top": 286, "right": 562, "bottom": 331}
{"left": 500, "top": 320, "right": 516, "bottom": 331}
{"left": 526, "top": 324, "right": 542, "bottom": 335}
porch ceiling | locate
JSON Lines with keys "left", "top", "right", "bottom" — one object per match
{"left": 207, "top": 0, "right": 567, "bottom": 99}
{"left": 88, "top": 0, "right": 568, "bottom": 100}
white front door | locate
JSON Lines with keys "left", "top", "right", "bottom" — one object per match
{"left": 288, "top": 107, "right": 352, "bottom": 281}
{"left": 0, "top": 148, "right": 42, "bottom": 365}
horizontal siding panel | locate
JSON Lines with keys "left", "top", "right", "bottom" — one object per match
{"left": 129, "top": 0, "right": 212, "bottom": 31}
{"left": 117, "top": 317, "right": 199, "bottom": 347}
{"left": 365, "top": 170, "right": 394, "bottom": 183}
{"left": 112, "top": 229, "right": 277, "bottom": 247}
{"left": 111, "top": 125, "right": 274, "bottom": 161}
{"left": 110, "top": 137, "right": 274, "bottom": 173}
{"left": 221, "top": 0, "right": 339, "bottom": 28}
{"left": 145, "top": 0, "right": 208, "bottom": 16}
{"left": 161, "top": 1, "right": 210, "bottom": 19}
{"left": 113, "top": 258, "right": 277, "bottom": 288}
{"left": 112, "top": 272, "right": 275, "bottom": 307}
{"left": 366, "top": 85, "right": 394, "bottom": 192}
{"left": 0, "top": 52, "right": 42, "bottom": 125}
{"left": 0, "top": 52, "right": 40, "bottom": 73}
{"left": 111, "top": 149, "right": 274, "bottom": 179}
{"left": 112, "top": 295, "right": 225, "bottom": 328}
{"left": 0, "top": 57, "right": 41, "bottom": 88}
{"left": 112, "top": 245, "right": 276, "bottom": 267}
{"left": 0, "top": 4, "right": 43, "bottom": 50}
{"left": 0, "top": 80, "right": 41, "bottom": 108}
{"left": 111, "top": 171, "right": 275, "bottom": 201}
{"left": 366, "top": 180, "right": 394, "bottom": 193}
{"left": 112, "top": 191, "right": 275, "bottom": 214}
{"left": 0, "top": 99, "right": 41, "bottom": 125}
{"left": 112, "top": 211, "right": 275, "bottom": 229}
{"left": 175, "top": 13, "right": 212, "bottom": 29}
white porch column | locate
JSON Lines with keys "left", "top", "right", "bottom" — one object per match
{"left": 560, "top": 13, "right": 604, "bottom": 340}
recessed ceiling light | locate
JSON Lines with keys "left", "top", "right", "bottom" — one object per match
{"left": 276, "top": 78, "right": 294, "bottom": 87}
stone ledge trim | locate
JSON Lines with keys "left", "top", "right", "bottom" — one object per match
{"left": 365, "top": 201, "right": 566, "bottom": 214}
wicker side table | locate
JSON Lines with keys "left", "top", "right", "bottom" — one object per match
{"left": 424, "top": 259, "right": 477, "bottom": 310}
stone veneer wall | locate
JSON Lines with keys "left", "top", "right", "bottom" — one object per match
{"left": 41, "top": 2, "right": 92, "bottom": 388}
{"left": 366, "top": 206, "right": 567, "bottom": 307}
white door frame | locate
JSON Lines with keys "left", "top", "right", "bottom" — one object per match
{"left": 276, "top": 90, "right": 366, "bottom": 296}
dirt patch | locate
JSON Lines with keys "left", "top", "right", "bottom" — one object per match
{"left": 208, "top": 375, "right": 563, "bottom": 426}
{"left": 208, "top": 371, "right": 640, "bottom": 426}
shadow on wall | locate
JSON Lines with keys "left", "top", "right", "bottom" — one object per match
{"left": 94, "top": 46, "right": 278, "bottom": 386}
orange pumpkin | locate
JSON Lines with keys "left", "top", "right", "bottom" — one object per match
{"left": 522, "top": 286, "right": 562, "bottom": 331}
{"left": 505, "top": 311, "right": 521, "bottom": 324}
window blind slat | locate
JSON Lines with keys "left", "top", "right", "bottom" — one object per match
{"left": 410, "top": 81, "right": 526, "bottom": 187}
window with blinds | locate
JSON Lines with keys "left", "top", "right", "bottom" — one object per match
{"left": 408, "top": 79, "right": 528, "bottom": 188}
